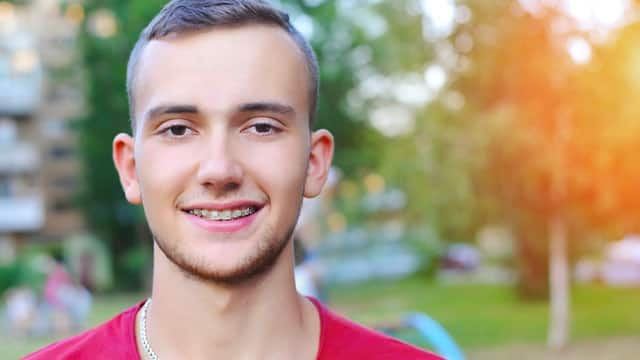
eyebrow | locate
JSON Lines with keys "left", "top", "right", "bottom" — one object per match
{"left": 144, "top": 104, "right": 200, "bottom": 123}
{"left": 237, "top": 102, "right": 295, "bottom": 116}
{"left": 143, "top": 101, "right": 295, "bottom": 125}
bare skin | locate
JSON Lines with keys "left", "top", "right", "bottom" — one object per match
{"left": 134, "top": 242, "right": 321, "bottom": 360}
{"left": 115, "top": 24, "right": 334, "bottom": 359}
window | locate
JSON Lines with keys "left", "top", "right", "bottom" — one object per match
{"left": 51, "top": 198, "right": 76, "bottom": 212}
{"left": 0, "top": 118, "right": 17, "bottom": 145}
{"left": 41, "top": 118, "right": 67, "bottom": 139}
{"left": 0, "top": 176, "right": 9, "bottom": 197}
{"left": 49, "top": 146, "right": 75, "bottom": 159}
{"left": 51, "top": 176, "right": 77, "bottom": 190}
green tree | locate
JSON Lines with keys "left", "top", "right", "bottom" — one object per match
{"left": 455, "top": 0, "right": 640, "bottom": 347}
{"left": 78, "top": 0, "right": 165, "bottom": 290}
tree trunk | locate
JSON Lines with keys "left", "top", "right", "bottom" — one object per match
{"left": 547, "top": 215, "right": 570, "bottom": 349}
{"left": 515, "top": 229, "right": 549, "bottom": 299}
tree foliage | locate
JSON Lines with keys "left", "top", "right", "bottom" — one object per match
{"left": 77, "top": 0, "right": 640, "bottom": 295}
{"left": 78, "top": 0, "right": 165, "bottom": 289}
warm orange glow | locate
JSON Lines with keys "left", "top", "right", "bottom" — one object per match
{"left": 65, "top": 3, "right": 85, "bottom": 25}
{"left": 0, "top": 2, "right": 15, "bottom": 26}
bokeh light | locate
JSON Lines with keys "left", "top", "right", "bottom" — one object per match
{"left": 11, "top": 49, "right": 39, "bottom": 74}
{"left": 566, "top": 36, "right": 592, "bottom": 65}
{"left": 364, "top": 173, "right": 385, "bottom": 195}
{"left": 88, "top": 8, "right": 117, "bottom": 38}
{"left": 65, "top": 4, "right": 85, "bottom": 26}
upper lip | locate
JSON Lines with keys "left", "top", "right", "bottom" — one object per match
{"left": 180, "top": 200, "right": 264, "bottom": 212}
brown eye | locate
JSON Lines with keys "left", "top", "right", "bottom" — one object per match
{"left": 247, "top": 121, "right": 282, "bottom": 136}
{"left": 254, "top": 124, "right": 274, "bottom": 133}
{"left": 168, "top": 125, "right": 188, "bottom": 136}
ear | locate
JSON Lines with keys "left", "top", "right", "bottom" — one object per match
{"left": 304, "top": 129, "right": 334, "bottom": 198}
{"left": 113, "top": 133, "right": 141, "bottom": 205}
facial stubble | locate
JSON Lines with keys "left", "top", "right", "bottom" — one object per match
{"left": 152, "top": 189, "right": 302, "bottom": 285}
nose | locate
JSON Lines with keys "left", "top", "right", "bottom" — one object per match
{"left": 195, "top": 131, "right": 243, "bottom": 193}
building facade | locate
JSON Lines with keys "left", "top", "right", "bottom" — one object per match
{"left": 0, "top": 0, "right": 84, "bottom": 250}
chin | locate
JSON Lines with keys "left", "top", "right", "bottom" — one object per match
{"left": 153, "top": 222, "right": 293, "bottom": 285}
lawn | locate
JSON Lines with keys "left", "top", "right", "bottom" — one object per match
{"left": 327, "top": 276, "right": 640, "bottom": 349}
{"left": 3, "top": 277, "right": 639, "bottom": 358}
{"left": 1, "top": 293, "right": 143, "bottom": 359}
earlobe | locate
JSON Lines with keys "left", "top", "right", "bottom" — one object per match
{"left": 304, "top": 129, "right": 335, "bottom": 198}
{"left": 112, "top": 133, "right": 141, "bottom": 205}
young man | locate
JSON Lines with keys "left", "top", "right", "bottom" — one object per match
{"left": 26, "top": 1, "right": 442, "bottom": 359}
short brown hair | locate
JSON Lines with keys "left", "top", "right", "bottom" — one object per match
{"left": 126, "top": 0, "right": 319, "bottom": 129}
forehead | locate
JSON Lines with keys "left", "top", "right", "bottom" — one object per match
{"left": 133, "top": 24, "right": 309, "bottom": 123}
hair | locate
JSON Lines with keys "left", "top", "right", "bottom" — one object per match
{"left": 126, "top": 0, "right": 319, "bottom": 129}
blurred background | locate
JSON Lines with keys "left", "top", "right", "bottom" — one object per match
{"left": 2, "top": 0, "right": 640, "bottom": 358}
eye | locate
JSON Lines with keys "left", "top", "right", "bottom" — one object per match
{"left": 160, "top": 124, "right": 193, "bottom": 138}
{"left": 247, "top": 122, "right": 282, "bottom": 136}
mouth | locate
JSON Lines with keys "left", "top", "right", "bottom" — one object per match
{"left": 184, "top": 206, "right": 260, "bottom": 222}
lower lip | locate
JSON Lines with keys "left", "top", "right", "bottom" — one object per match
{"left": 183, "top": 209, "right": 261, "bottom": 233}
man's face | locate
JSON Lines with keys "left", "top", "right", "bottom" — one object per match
{"left": 113, "top": 24, "right": 333, "bottom": 283}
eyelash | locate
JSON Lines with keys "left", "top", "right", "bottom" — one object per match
{"left": 156, "top": 120, "right": 282, "bottom": 137}
{"left": 158, "top": 124, "right": 194, "bottom": 138}
{"left": 246, "top": 122, "right": 283, "bottom": 136}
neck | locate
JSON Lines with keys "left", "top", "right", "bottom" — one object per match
{"left": 138, "top": 242, "right": 320, "bottom": 360}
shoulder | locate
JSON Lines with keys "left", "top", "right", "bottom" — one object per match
{"left": 23, "top": 301, "right": 144, "bottom": 360}
{"left": 310, "top": 298, "right": 444, "bottom": 360}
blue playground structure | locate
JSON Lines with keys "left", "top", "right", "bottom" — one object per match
{"left": 378, "top": 312, "right": 465, "bottom": 360}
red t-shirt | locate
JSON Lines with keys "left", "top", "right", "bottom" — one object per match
{"left": 24, "top": 298, "right": 443, "bottom": 359}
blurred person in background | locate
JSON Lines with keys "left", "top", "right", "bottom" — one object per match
{"left": 43, "top": 254, "right": 92, "bottom": 335}
{"left": 3, "top": 286, "right": 38, "bottom": 338}
{"left": 2, "top": 253, "right": 90, "bottom": 338}
{"left": 26, "top": 1, "right": 441, "bottom": 359}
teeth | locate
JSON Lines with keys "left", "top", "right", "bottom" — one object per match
{"left": 190, "top": 207, "right": 256, "bottom": 221}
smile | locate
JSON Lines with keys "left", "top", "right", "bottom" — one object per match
{"left": 187, "top": 206, "right": 258, "bottom": 221}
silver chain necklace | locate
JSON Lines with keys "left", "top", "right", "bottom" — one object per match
{"left": 139, "top": 299, "right": 160, "bottom": 360}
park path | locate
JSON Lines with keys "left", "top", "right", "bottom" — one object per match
{"left": 468, "top": 336, "right": 639, "bottom": 360}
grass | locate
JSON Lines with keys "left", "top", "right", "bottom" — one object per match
{"left": 1, "top": 293, "right": 143, "bottom": 359}
{"left": 327, "top": 276, "right": 640, "bottom": 349}
{"left": 3, "top": 277, "right": 640, "bottom": 358}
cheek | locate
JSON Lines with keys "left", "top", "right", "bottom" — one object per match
{"left": 243, "top": 139, "right": 308, "bottom": 200}
{"left": 137, "top": 144, "right": 194, "bottom": 206}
